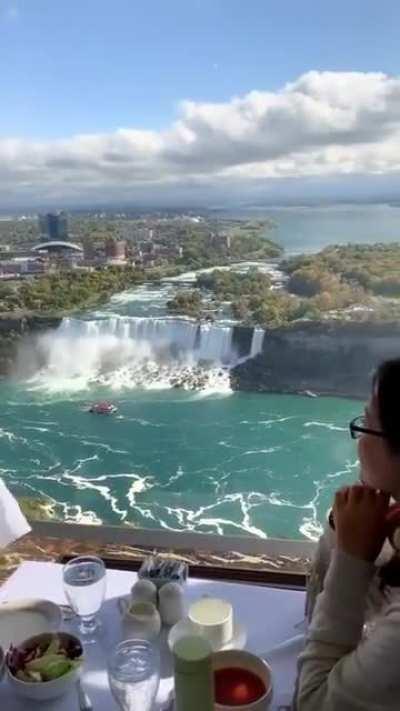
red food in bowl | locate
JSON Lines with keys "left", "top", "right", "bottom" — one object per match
{"left": 215, "top": 667, "right": 267, "bottom": 706}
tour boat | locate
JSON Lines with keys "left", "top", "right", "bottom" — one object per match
{"left": 89, "top": 401, "right": 118, "bottom": 415}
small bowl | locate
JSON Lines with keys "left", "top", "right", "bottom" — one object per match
{"left": 213, "top": 650, "right": 273, "bottom": 711}
{"left": 6, "top": 632, "right": 83, "bottom": 702}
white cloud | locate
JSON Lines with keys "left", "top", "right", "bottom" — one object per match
{"left": 2, "top": 70, "right": 400, "bottom": 206}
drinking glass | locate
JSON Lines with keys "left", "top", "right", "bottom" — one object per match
{"left": 108, "top": 640, "right": 160, "bottom": 711}
{"left": 63, "top": 555, "right": 106, "bottom": 636}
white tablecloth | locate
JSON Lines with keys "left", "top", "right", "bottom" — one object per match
{"left": 0, "top": 561, "right": 305, "bottom": 709}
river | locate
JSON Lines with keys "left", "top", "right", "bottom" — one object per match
{"left": 3, "top": 204, "right": 400, "bottom": 541}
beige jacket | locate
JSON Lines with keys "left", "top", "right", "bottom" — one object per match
{"left": 297, "top": 549, "right": 400, "bottom": 710}
{"left": 306, "top": 521, "right": 393, "bottom": 624}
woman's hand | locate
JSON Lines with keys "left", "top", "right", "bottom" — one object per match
{"left": 334, "top": 485, "right": 390, "bottom": 562}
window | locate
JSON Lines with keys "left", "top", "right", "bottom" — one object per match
{"left": 1, "top": 1, "right": 399, "bottom": 571}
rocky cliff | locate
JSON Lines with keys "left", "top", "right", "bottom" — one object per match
{"left": 0, "top": 315, "right": 62, "bottom": 375}
{"left": 231, "top": 321, "right": 400, "bottom": 399}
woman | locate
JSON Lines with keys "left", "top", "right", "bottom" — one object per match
{"left": 306, "top": 358, "right": 400, "bottom": 622}
{"left": 296, "top": 359, "right": 400, "bottom": 709}
{"left": 297, "top": 486, "right": 400, "bottom": 709}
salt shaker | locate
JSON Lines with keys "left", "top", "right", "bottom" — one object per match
{"left": 159, "top": 581, "right": 185, "bottom": 626}
{"left": 131, "top": 578, "right": 158, "bottom": 606}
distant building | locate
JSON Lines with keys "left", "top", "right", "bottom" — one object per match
{"left": 105, "top": 238, "right": 127, "bottom": 262}
{"left": 32, "top": 240, "right": 83, "bottom": 268}
{"left": 83, "top": 240, "right": 96, "bottom": 261}
{"left": 38, "top": 211, "right": 68, "bottom": 242}
{"left": 0, "top": 257, "right": 47, "bottom": 278}
{"left": 139, "top": 240, "right": 155, "bottom": 255}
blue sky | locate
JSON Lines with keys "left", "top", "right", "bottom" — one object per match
{"left": 1, "top": 0, "right": 399, "bottom": 138}
{"left": 1, "top": 0, "right": 400, "bottom": 206}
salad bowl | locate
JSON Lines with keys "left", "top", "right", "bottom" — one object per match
{"left": 6, "top": 632, "right": 83, "bottom": 701}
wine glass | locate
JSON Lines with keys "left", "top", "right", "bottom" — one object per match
{"left": 63, "top": 555, "right": 106, "bottom": 637}
{"left": 108, "top": 640, "right": 160, "bottom": 711}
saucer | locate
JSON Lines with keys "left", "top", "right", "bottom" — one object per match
{"left": 168, "top": 616, "right": 247, "bottom": 653}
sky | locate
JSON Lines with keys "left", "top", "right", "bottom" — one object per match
{"left": 1, "top": 0, "right": 400, "bottom": 208}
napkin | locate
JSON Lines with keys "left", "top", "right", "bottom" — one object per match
{"left": 263, "top": 634, "right": 305, "bottom": 710}
{"left": 0, "top": 479, "right": 31, "bottom": 549}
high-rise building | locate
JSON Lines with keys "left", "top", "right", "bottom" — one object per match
{"left": 38, "top": 211, "right": 68, "bottom": 241}
{"left": 105, "top": 238, "right": 127, "bottom": 261}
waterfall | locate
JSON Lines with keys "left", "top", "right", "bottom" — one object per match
{"left": 27, "top": 316, "right": 265, "bottom": 392}
{"left": 57, "top": 317, "right": 237, "bottom": 365}
{"left": 250, "top": 329, "right": 265, "bottom": 358}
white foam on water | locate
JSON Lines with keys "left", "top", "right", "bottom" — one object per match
{"left": 243, "top": 447, "right": 281, "bottom": 455}
{"left": 298, "top": 479, "right": 327, "bottom": 541}
{"left": 159, "top": 465, "right": 185, "bottom": 488}
{"left": 127, "top": 491, "right": 268, "bottom": 539}
{"left": 299, "top": 519, "right": 324, "bottom": 540}
{"left": 304, "top": 421, "right": 347, "bottom": 432}
{"left": 109, "top": 284, "right": 173, "bottom": 305}
{"left": 127, "top": 476, "right": 154, "bottom": 507}
{"left": 0, "top": 428, "right": 27, "bottom": 444}
{"left": 57, "top": 502, "right": 102, "bottom": 525}
{"left": 163, "top": 260, "right": 286, "bottom": 288}
{"left": 81, "top": 440, "right": 130, "bottom": 455}
{"left": 259, "top": 416, "right": 296, "bottom": 426}
{"left": 22, "top": 425, "right": 50, "bottom": 433}
{"left": 62, "top": 471, "right": 127, "bottom": 520}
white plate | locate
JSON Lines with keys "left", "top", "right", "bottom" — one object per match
{"left": 0, "top": 599, "right": 62, "bottom": 649}
{"left": 168, "top": 617, "right": 247, "bottom": 653}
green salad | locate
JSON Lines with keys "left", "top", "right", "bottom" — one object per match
{"left": 7, "top": 634, "right": 83, "bottom": 683}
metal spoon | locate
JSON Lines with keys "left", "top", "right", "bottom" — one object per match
{"left": 77, "top": 679, "right": 93, "bottom": 711}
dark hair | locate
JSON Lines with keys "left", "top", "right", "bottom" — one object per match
{"left": 374, "top": 359, "right": 400, "bottom": 455}
{"left": 379, "top": 553, "right": 400, "bottom": 590}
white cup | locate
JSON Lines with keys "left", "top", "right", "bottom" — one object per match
{"left": 188, "top": 598, "right": 233, "bottom": 650}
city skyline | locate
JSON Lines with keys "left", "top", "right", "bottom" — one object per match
{"left": 1, "top": 1, "right": 400, "bottom": 207}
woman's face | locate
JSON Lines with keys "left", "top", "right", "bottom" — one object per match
{"left": 358, "top": 392, "right": 400, "bottom": 496}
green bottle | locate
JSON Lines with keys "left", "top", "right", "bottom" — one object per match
{"left": 173, "top": 635, "right": 214, "bottom": 711}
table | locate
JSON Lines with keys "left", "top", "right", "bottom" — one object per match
{"left": 0, "top": 561, "right": 305, "bottom": 709}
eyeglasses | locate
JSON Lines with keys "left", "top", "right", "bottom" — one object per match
{"left": 349, "top": 415, "right": 385, "bottom": 440}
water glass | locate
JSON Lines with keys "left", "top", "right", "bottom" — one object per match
{"left": 108, "top": 640, "right": 160, "bottom": 711}
{"left": 63, "top": 555, "right": 106, "bottom": 636}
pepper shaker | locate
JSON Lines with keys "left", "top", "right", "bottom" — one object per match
{"left": 159, "top": 581, "right": 185, "bottom": 626}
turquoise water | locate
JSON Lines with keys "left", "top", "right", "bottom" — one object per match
{"left": 0, "top": 384, "right": 359, "bottom": 540}
{"left": 232, "top": 204, "right": 400, "bottom": 254}
{"left": 2, "top": 204, "right": 396, "bottom": 540}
